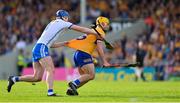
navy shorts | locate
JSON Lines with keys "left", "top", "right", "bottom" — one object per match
{"left": 74, "top": 50, "right": 93, "bottom": 67}
{"left": 32, "top": 43, "right": 49, "bottom": 62}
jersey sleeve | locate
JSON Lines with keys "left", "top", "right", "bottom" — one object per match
{"left": 62, "top": 21, "right": 73, "bottom": 29}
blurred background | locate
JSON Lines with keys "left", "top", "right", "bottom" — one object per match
{"left": 0, "top": 0, "right": 179, "bottom": 81}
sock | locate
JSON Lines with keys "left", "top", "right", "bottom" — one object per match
{"left": 48, "top": 89, "right": 54, "bottom": 95}
{"left": 73, "top": 79, "right": 81, "bottom": 86}
{"left": 12, "top": 76, "right": 19, "bottom": 83}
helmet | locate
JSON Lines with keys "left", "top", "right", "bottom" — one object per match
{"left": 56, "top": 10, "right": 70, "bottom": 19}
{"left": 96, "top": 16, "right": 109, "bottom": 25}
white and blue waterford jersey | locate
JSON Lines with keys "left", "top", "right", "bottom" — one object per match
{"left": 32, "top": 19, "right": 73, "bottom": 62}
{"left": 37, "top": 19, "right": 73, "bottom": 47}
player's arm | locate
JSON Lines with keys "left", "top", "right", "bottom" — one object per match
{"left": 50, "top": 41, "right": 68, "bottom": 48}
{"left": 70, "top": 25, "right": 102, "bottom": 39}
{"left": 96, "top": 40, "right": 110, "bottom": 67}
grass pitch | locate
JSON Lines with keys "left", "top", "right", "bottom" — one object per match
{"left": 0, "top": 80, "right": 180, "bottom": 102}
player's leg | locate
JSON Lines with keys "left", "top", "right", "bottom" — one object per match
{"left": 134, "top": 67, "right": 146, "bottom": 81}
{"left": 67, "top": 64, "right": 95, "bottom": 95}
{"left": 34, "top": 43, "right": 57, "bottom": 96}
{"left": 39, "top": 56, "right": 56, "bottom": 96}
{"left": 76, "top": 64, "right": 95, "bottom": 88}
{"left": 7, "top": 62, "right": 44, "bottom": 92}
{"left": 134, "top": 67, "right": 141, "bottom": 81}
{"left": 18, "top": 62, "right": 44, "bottom": 82}
{"left": 67, "top": 50, "right": 94, "bottom": 95}
{"left": 66, "top": 67, "right": 81, "bottom": 95}
{"left": 75, "top": 50, "right": 95, "bottom": 87}
{"left": 76, "top": 67, "right": 89, "bottom": 87}
{"left": 139, "top": 67, "right": 146, "bottom": 81}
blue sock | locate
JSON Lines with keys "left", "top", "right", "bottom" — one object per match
{"left": 12, "top": 76, "right": 19, "bottom": 82}
{"left": 15, "top": 76, "right": 19, "bottom": 82}
{"left": 48, "top": 89, "right": 54, "bottom": 95}
{"left": 73, "top": 79, "right": 81, "bottom": 86}
{"left": 48, "top": 89, "right": 53, "bottom": 93}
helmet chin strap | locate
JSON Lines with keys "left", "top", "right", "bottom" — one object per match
{"left": 60, "top": 17, "right": 67, "bottom": 21}
{"left": 56, "top": 16, "right": 63, "bottom": 20}
{"left": 98, "top": 20, "right": 106, "bottom": 31}
{"left": 60, "top": 15, "right": 63, "bottom": 19}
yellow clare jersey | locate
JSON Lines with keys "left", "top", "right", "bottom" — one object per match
{"left": 67, "top": 26, "right": 105, "bottom": 55}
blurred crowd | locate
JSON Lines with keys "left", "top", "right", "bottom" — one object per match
{"left": 0, "top": 0, "right": 179, "bottom": 80}
{"left": 98, "top": 0, "right": 180, "bottom": 80}
{"left": 0, "top": 0, "right": 80, "bottom": 55}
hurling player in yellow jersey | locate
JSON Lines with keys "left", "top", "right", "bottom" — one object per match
{"left": 51, "top": 16, "right": 111, "bottom": 95}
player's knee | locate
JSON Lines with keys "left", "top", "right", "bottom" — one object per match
{"left": 46, "top": 67, "right": 54, "bottom": 73}
{"left": 34, "top": 76, "right": 42, "bottom": 82}
{"left": 89, "top": 73, "right": 95, "bottom": 80}
{"left": 36, "top": 78, "right": 42, "bottom": 82}
{"left": 47, "top": 69, "right": 54, "bottom": 74}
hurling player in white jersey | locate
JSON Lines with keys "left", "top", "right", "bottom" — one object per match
{"left": 7, "top": 10, "right": 101, "bottom": 96}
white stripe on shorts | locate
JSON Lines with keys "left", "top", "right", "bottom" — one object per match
{"left": 43, "top": 45, "right": 46, "bottom": 57}
{"left": 40, "top": 44, "right": 43, "bottom": 57}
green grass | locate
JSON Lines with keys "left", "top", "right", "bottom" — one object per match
{"left": 0, "top": 80, "right": 180, "bottom": 102}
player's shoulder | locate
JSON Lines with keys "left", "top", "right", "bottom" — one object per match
{"left": 55, "top": 19, "right": 72, "bottom": 24}
{"left": 50, "top": 19, "right": 71, "bottom": 23}
{"left": 54, "top": 19, "right": 64, "bottom": 23}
